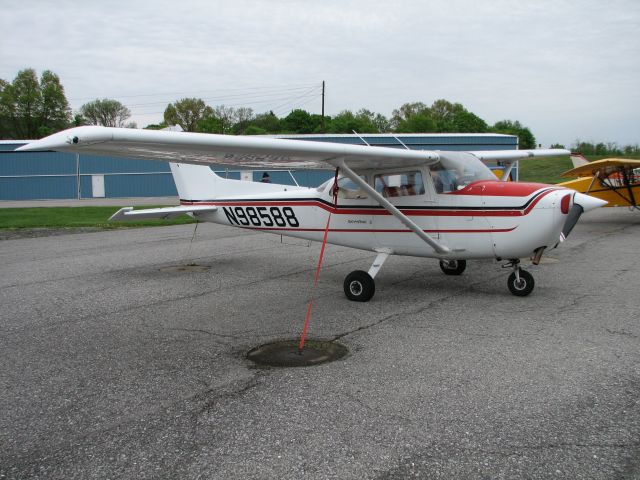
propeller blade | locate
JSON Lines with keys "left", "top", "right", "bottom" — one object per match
{"left": 562, "top": 203, "right": 584, "bottom": 239}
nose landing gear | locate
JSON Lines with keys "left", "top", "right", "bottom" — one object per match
{"left": 504, "top": 259, "right": 535, "bottom": 296}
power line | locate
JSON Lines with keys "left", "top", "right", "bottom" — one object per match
{"left": 69, "top": 82, "right": 320, "bottom": 103}
{"left": 128, "top": 84, "right": 324, "bottom": 118}
{"left": 126, "top": 85, "right": 318, "bottom": 108}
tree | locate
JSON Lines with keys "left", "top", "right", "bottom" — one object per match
{"left": 429, "top": 99, "right": 461, "bottom": 132}
{"left": 231, "top": 107, "right": 255, "bottom": 134}
{"left": 195, "top": 116, "right": 224, "bottom": 134}
{"left": 491, "top": 120, "right": 536, "bottom": 149}
{"left": 328, "top": 109, "right": 379, "bottom": 133}
{"left": 0, "top": 78, "right": 9, "bottom": 138}
{"left": 391, "top": 102, "right": 429, "bottom": 130}
{"left": 38, "top": 71, "right": 73, "bottom": 136}
{"left": 370, "top": 111, "right": 392, "bottom": 133}
{"left": 281, "top": 109, "right": 324, "bottom": 133}
{"left": 212, "top": 105, "right": 238, "bottom": 134}
{"left": 391, "top": 99, "right": 489, "bottom": 134}
{"left": 251, "top": 111, "right": 281, "bottom": 133}
{"left": 164, "top": 98, "right": 214, "bottom": 132}
{"left": 243, "top": 125, "right": 268, "bottom": 135}
{"left": 79, "top": 98, "right": 133, "bottom": 128}
{"left": 0, "top": 68, "right": 71, "bottom": 139}
{"left": 144, "top": 121, "right": 169, "bottom": 130}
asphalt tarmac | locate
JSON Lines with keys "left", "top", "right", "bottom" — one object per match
{"left": 1, "top": 207, "right": 639, "bottom": 479}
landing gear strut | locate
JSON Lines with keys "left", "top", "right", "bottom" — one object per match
{"left": 344, "top": 250, "right": 390, "bottom": 302}
{"left": 505, "top": 259, "right": 535, "bottom": 296}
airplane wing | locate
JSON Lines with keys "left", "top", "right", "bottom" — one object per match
{"left": 109, "top": 205, "right": 218, "bottom": 221}
{"left": 560, "top": 158, "right": 640, "bottom": 178}
{"left": 469, "top": 148, "right": 570, "bottom": 162}
{"left": 17, "top": 126, "right": 440, "bottom": 171}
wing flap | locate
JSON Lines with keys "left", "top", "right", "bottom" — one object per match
{"left": 109, "top": 205, "right": 218, "bottom": 221}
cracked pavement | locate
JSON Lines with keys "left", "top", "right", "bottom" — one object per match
{"left": 1, "top": 207, "right": 639, "bottom": 479}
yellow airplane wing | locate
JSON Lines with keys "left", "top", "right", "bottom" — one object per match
{"left": 559, "top": 157, "right": 640, "bottom": 209}
{"left": 560, "top": 158, "right": 640, "bottom": 178}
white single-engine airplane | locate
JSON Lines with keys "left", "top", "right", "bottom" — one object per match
{"left": 19, "top": 126, "right": 607, "bottom": 301}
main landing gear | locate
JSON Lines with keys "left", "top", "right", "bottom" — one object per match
{"left": 504, "top": 259, "right": 535, "bottom": 297}
{"left": 343, "top": 254, "right": 536, "bottom": 302}
{"left": 343, "top": 250, "right": 390, "bottom": 302}
{"left": 439, "top": 259, "right": 466, "bottom": 276}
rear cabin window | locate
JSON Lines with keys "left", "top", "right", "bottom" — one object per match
{"left": 374, "top": 171, "right": 425, "bottom": 198}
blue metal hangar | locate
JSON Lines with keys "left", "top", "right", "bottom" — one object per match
{"left": 0, "top": 133, "right": 518, "bottom": 200}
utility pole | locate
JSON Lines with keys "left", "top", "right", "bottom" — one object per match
{"left": 321, "top": 80, "right": 325, "bottom": 133}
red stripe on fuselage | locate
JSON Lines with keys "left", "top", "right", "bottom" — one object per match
{"left": 446, "top": 181, "right": 556, "bottom": 196}
{"left": 181, "top": 187, "right": 558, "bottom": 217}
{"left": 225, "top": 227, "right": 517, "bottom": 233}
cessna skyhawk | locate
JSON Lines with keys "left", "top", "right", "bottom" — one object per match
{"left": 19, "top": 126, "right": 607, "bottom": 301}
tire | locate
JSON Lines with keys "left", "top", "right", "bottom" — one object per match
{"left": 439, "top": 259, "right": 467, "bottom": 276}
{"left": 344, "top": 270, "right": 375, "bottom": 302}
{"left": 507, "top": 269, "right": 535, "bottom": 297}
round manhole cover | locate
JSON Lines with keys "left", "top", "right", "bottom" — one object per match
{"left": 247, "top": 339, "right": 348, "bottom": 367}
{"left": 159, "top": 264, "right": 210, "bottom": 273}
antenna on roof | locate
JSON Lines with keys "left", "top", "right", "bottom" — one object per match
{"left": 392, "top": 135, "right": 411, "bottom": 151}
{"left": 352, "top": 130, "right": 371, "bottom": 147}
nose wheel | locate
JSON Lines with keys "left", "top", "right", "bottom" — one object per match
{"left": 506, "top": 260, "right": 535, "bottom": 296}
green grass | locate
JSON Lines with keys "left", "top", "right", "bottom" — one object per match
{"left": 0, "top": 207, "right": 196, "bottom": 230}
{"left": 519, "top": 154, "right": 640, "bottom": 184}
{"left": 518, "top": 156, "right": 573, "bottom": 184}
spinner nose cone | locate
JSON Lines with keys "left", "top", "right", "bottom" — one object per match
{"left": 560, "top": 191, "right": 608, "bottom": 240}
{"left": 573, "top": 192, "right": 608, "bottom": 212}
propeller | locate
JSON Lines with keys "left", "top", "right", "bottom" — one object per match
{"left": 562, "top": 192, "right": 608, "bottom": 239}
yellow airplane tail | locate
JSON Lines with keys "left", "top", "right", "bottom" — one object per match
{"left": 570, "top": 154, "right": 589, "bottom": 168}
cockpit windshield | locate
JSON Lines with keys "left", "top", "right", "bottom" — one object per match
{"left": 430, "top": 152, "right": 496, "bottom": 193}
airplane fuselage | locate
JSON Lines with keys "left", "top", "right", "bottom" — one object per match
{"left": 183, "top": 179, "right": 571, "bottom": 261}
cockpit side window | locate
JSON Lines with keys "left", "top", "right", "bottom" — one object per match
{"left": 430, "top": 152, "right": 497, "bottom": 193}
{"left": 430, "top": 164, "right": 460, "bottom": 193}
{"left": 374, "top": 171, "right": 425, "bottom": 198}
{"left": 337, "top": 175, "right": 368, "bottom": 199}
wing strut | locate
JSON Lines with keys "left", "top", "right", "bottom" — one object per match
{"left": 335, "top": 160, "right": 451, "bottom": 255}
{"left": 500, "top": 161, "right": 515, "bottom": 182}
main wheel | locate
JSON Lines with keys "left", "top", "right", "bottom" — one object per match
{"left": 507, "top": 269, "right": 535, "bottom": 296}
{"left": 344, "top": 270, "right": 375, "bottom": 302}
{"left": 439, "top": 259, "right": 467, "bottom": 275}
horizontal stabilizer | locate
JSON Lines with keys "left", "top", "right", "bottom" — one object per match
{"left": 109, "top": 205, "right": 218, "bottom": 221}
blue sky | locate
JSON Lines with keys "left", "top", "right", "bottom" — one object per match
{"left": 1, "top": 0, "right": 638, "bottom": 147}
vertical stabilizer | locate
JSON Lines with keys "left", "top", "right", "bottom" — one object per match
{"left": 570, "top": 154, "right": 589, "bottom": 168}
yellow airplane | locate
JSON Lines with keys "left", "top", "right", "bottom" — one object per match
{"left": 559, "top": 154, "right": 640, "bottom": 209}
